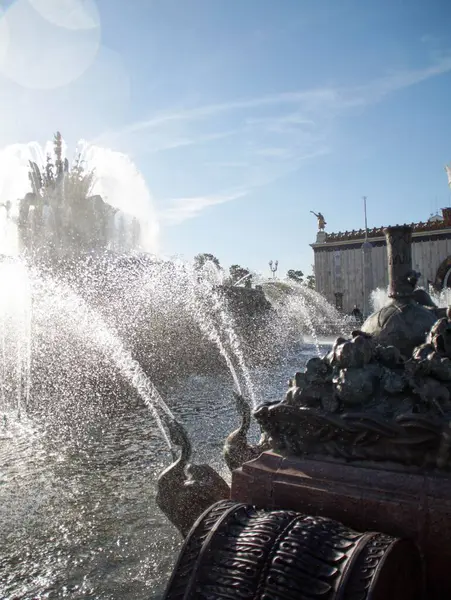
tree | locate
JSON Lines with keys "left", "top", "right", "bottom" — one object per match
{"left": 194, "top": 253, "right": 221, "bottom": 271}
{"left": 287, "top": 269, "right": 304, "bottom": 283}
{"left": 306, "top": 274, "right": 316, "bottom": 289}
{"left": 229, "top": 264, "right": 252, "bottom": 286}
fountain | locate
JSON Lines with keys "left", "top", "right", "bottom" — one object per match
{"left": 3, "top": 129, "right": 435, "bottom": 598}
{"left": 261, "top": 277, "right": 348, "bottom": 337}
{"left": 162, "top": 225, "right": 451, "bottom": 599}
{"left": 0, "top": 135, "right": 246, "bottom": 599}
{"left": 0, "top": 133, "right": 352, "bottom": 599}
{"left": 0, "top": 133, "right": 148, "bottom": 262}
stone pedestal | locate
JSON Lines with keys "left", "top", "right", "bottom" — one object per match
{"left": 231, "top": 452, "right": 451, "bottom": 599}
{"left": 316, "top": 230, "right": 327, "bottom": 243}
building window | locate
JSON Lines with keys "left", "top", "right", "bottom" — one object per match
{"left": 334, "top": 292, "right": 343, "bottom": 311}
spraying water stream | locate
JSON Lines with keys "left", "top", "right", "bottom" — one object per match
{"left": 0, "top": 264, "right": 177, "bottom": 451}
{"left": 0, "top": 135, "right": 349, "bottom": 599}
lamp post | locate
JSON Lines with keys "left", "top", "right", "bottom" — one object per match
{"left": 269, "top": 260, "right": 278, "bottom": 279}
{"left": 362, "top": 196, "right": 373, "bottom": 318}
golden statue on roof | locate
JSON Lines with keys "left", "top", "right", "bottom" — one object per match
{"left": 310, "top": 211, "right": 326, "bottom": 231}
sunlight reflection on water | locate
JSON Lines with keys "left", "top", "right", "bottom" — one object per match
{"left": 0, "top": 343, "right": 325, "bottom": 599}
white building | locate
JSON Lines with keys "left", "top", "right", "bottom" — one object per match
{"left": 311, "top": 208, "right": 451, "bottom": 315}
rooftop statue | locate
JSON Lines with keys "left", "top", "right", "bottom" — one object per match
{"left": 310, "top": 210, "right": 326, "bottom": 231}
{"left": 255, "top": 225, "right": 451, "bottom": 472}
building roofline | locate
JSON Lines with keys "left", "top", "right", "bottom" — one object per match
{"left": 311, "top": 209, "right": 451, "bottom": 248}
{"left": 311, "top": 227, "right": 451, "bottom": 249}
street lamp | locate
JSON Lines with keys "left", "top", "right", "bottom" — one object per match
{"left": 362, "top": 196, "right": 373, "bottom": 318}
{"left": 269, "top": 260, "right": 278, "bottom": 279}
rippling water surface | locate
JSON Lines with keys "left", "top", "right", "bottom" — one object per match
{"left": 0, "top": 343, "right": 325, "bottom": 599}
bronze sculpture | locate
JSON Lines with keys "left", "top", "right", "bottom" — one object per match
{"left": 361, "top": 226, "right": 438, "bottom": 356}
{"left": 156, "top": 418, "right": 230, "bottom": 537}
{"left": 254, "top": 226, "right": 451, "bottom": 471}
{"left": 223, "top": 392, "right": 269, "bottom": 472}
{"left": 310, "top": 210, "right": 327, "bottom": 231}
{"left": 162, "top": 500, "right": 423, "bottom": 600}
{"left": 162, "top": 223, "right": 450, "bottom": 598}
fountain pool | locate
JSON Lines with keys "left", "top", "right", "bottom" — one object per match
{"left": 0, "top": 344, "right": 328, "bottom": 600}
{"left": 0, "top": 135, "right": 344, "bottom": 599}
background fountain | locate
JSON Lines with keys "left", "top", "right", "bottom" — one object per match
{"left": 0, "top": 134, "right": 348, "bottom": 599}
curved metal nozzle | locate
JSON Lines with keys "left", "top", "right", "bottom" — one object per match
{"left": 165, "top": 416, "right": 193, "bottom": 462}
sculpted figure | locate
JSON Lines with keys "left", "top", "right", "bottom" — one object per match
{"left": 223, "top": 393, "right": 269, "bottom": 472}
{"left": 310, "top": 211, "right": 326, "bottom": 231}
{"left": 156, "top": 419, "right": 230, "bottom": 537}
{"left": 246, "top": 225, "right": 451, "bottom": 472}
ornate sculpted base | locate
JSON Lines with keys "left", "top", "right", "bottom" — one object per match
{"left": 162, "top": 499, "right": 422, "bottom": 600}
{"left": 231, "top": 452, "right": 451, "bottom": 599}
{"left": 254, "top": 403, "right": 450, "bottom": 469}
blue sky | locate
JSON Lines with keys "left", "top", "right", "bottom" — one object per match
{"left": 0, "top": 0, "right": 451, "bottom": 276}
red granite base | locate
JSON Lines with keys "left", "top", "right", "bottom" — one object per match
{"left": 231, "top": 452, "right": 451, "bottom": 599}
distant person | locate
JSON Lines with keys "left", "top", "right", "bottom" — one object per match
{"left": 351, "top": 305, "right": 363, "bottom": 323}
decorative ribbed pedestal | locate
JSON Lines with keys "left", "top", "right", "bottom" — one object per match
{"left": 162, "top": 499, "right": 423, "bottom": 600}
{"left": 231, "top": 452, "right": 451, "bottom": 599}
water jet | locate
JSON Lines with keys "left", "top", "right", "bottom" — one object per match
{"left": 0, "top": 133, "right": 351, "bottom": 599}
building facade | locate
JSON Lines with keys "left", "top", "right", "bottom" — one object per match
{"left": 311, "top": 208, "right": 451, "bottom": 315}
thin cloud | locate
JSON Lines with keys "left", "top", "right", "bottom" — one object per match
{"left": 205, "top": 161, "right": 249, "bottom": 168}
{"left": 160, "top": 153, "right": 328, "bottom": 226}
{"left": 246, "top": 114, "right": 316, "bottom": 134}
{"left": 161, "top": 190, "right": 248, "bottom": 225}
{"left": 117, "top": 88, "right": 338, "bottom": 136}
{"left": 110, "top": 53, "right": 451, "bottom": 225}
{"left": 256, "top": 147, "right": 293, "bottom": 158}
{"left": 94, "top": 127, "right": 239, "bottom": 152}
{"left": 349, "top": 53, "right": 451, "bottom": 105}
{"left": 145, "top": 129, "right": 239, "bottom": 153}
{"left": 116, "top": 54, "right": 451, "bottom": 139}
